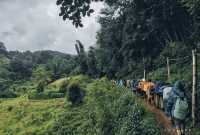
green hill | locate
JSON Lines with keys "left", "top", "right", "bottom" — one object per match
{"left": 0, "top": 76, "right": 161, "bottom": 135}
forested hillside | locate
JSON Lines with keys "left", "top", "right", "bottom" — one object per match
{"left": 1, "top": 0, "right": 200, "bottom": 134}
{"left": 0, "top": 42, "right": 163, "bottom": 134}
{"left": 0, "top": 42, "right": 79, "bottom": 97}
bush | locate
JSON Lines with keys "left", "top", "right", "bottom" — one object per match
{"left": 67, "top": 83, "right": 85, "bottom": 105}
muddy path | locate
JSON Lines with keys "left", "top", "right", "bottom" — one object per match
{"left": 139, "top": 98, "right": 177, "bottom": 135}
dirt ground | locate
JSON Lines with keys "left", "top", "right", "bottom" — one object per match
{"left": 141, "top": 99, "right": 177, "bottom": 135}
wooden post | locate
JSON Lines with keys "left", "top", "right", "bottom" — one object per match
{"left": 192, "top": 49, "right": 197, "bottom": 127}
{"left": 143, "top": 57, "right": 146, "bottom": 80}
{"left": 167, "top": 57, "right": 170, "bottom": 81}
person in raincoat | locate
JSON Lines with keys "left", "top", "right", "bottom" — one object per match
{"left": 145, "top": 79, "right": 155, "bottom": 103}
{"left": 119, "top": 79, "right": 124, "bottom": 87}
{"left": 167, "top": 81, "right": 189, "bottom": 135}
{"left": 163, "top": 85, "right": 172, "bottom": 114}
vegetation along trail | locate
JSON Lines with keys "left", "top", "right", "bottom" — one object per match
{"left": 139, "top": 98, "right": 177, "bottom": 135}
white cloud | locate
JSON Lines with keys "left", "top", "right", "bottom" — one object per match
{"left": 0, "top": 0, "right": 104, "bottom": 54}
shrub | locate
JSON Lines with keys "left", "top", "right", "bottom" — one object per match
{"left": 67, "top": 83, "right": 85, "bottom": 105}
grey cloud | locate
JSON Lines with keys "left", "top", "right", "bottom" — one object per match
{"left": 0, "top": 0, "right": 104, "bottom": 54}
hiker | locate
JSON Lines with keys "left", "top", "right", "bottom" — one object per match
{"left": 123, "top": 79, "right": 126, "bottom": 87}
{"left": 145, "top": 79, "right": 155, "bottom": 103}
{"left": 111, "top": 80, "right": 116, "bottom": 87}
{"left": 126, "top": 80, "right": 129, "bottom": 88}
{"left": 119, "top": 79, "right": 124, "bottom": 87}
{"left": 167, "top": 81, "right": 189, "bottom": 135}
{"left": 153, "top": 81, "right": 164, "bottom": 107}
{"left": 137, "top": 79, "right": 145, "bottom": 96}
{"left": 163, "top": 86, "right": 172, "bottom": 114}
{"left": 126, "top": 80, "right": 131, "bottom": 88}
{"left": 156, "top": 83, "right": 171, "bottom": 109}
{"left": 131, "top": 80, "right": 136, "bottom": 92}
{"left": 133, "top": 80, "right": 140, "bottom": 94}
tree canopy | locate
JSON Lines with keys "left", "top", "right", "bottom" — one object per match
{"left": 55, "top": 0, "right": 200, "bottom": 79}
{"left": 56, "top": 0, "right": 103, "bottom": 27}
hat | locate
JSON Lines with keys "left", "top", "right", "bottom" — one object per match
{"left": 174, "top": 81, "right": 185, "bottom": 91}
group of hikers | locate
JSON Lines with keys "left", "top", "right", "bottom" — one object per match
{"left": 112, "top": 79, "right": 189, "bottom": 135}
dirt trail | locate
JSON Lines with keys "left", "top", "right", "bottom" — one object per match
{"left": 141, "top": 99, "right": 177, "bottom": 135}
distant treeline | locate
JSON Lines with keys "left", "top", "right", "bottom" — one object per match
{"left": 0, "top": 43, "right": 80, "bottom": 96}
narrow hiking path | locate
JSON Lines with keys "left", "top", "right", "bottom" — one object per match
{"left": 139, "top": 98, "right": 177, "bottom": 135}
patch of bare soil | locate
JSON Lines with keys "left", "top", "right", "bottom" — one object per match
{"left": 141, "top": 99, "right": 177, "bottom": 135}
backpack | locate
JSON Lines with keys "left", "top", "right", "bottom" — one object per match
{"left": 163, "top": 87, "right": 172, "bottom": 100}
{"left": 173, "top": 97, "right": 188, "bottom": 120}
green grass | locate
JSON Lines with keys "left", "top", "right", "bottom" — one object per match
{"left": 48, "top": 76, "right": 161, "bottom": 135}
{"left": 0, "top": 75, "right": 161, "bottom": 135}
{"left": 48, "top": 77, "right": 68, "bottom": 89}
{"left": 0, "top": 96, "right": 65, "bottom": 135}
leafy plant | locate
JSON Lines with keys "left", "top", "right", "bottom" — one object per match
{"left": 67, "top": 83, "right": 85, "bottom": 105}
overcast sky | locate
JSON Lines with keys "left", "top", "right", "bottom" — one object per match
{"left": 0, "top": 0, "right": 104, "bottom": 54}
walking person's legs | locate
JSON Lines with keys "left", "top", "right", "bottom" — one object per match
{"left": 164, "top": 99, "right": 169, "bottom": 116}
{"left": 180, "top": 120, "right": 185, "bottom": 135}
{"left": 174, "top": 118, "right": 182, "bottom": 135}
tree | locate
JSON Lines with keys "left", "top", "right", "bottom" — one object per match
{"left": 32, "top": 65, "right": 52, "bottom": 83}
{"left": 33, "top": 51, "right": 54, "bottom": 64}
{"left": 75, "top": 40, "right": 88, "bottom": 74}
{"left": 182, "top": 0, "right": 200, "bottom": 47}
{"left": 46, "top": 56, "right": 69, "bottom": 80}
{"left": 94, "top": 0, "right": 193, "bottom": 78}
{"left": 0, "top": 42, "right": 7, "bottom": 55}
{"left": 56, "top": 0, "right": 100, "bottom": 27}
{"left": 87, "top": 47, "right": 99, "bottom": 78}
{"left": 67, "top": 83, "right": 85, "bottom": 105}
{"left": 9, "top": 57, "right": 33, "bottom": 80}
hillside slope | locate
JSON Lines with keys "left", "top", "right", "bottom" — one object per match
{"left": 0, "top": 97, "right": 65, "bottom": 135}
{"left": 0, "top": 76, "right": 161, "bottom": 135}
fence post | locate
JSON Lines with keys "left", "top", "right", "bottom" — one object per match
{"left": 167, "top": 57, "right": 170, "bottom": 81}
{"left": 192, "top": 49, "right": 197, "bottom": 127}
{"left": 143, "top": 57, "right": 146, "bottom": 80}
